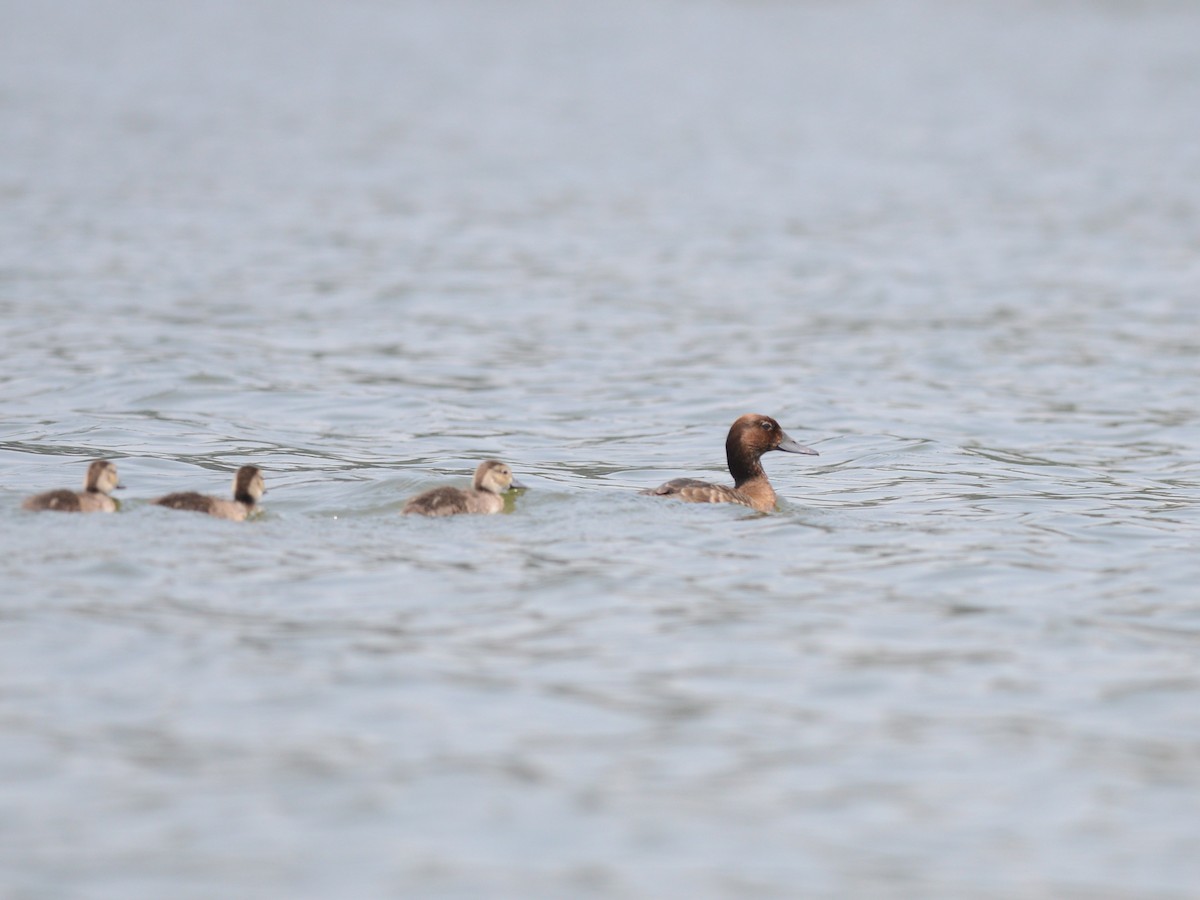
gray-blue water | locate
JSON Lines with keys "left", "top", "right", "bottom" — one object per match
{"left": 3, "top": 1, "right": 1200, "bottom": 897}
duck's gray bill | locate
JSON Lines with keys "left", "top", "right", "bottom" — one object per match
{"left": 777, "top": 433, "right": 819, "bottom": 456}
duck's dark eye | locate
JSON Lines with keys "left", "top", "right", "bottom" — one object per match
{"left": 760, "top": 421, "right": 774, "bottom": 431}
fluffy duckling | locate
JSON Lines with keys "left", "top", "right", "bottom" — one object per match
{"left": 153, "top": 465, "right": 266, "bottom": 521}
{"left": 22, "top": 460, "right": 123, "bottom": 512}
{"left": 402, "top": 460, "right": 525, "bottom": 517}
{"left": 642, "top": 413, "right": 818, "bottom": 512}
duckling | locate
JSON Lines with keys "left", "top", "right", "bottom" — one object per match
{"left": 22, "top": 460, "right": 123, "bottom": 512}
{"left": 402, "top": 460, "right": 525, "bottom": 517}
{"left": 642, "top": 413, "right": 818, "bottom": 512}
{"left": 153, "top": 465, "right": 265, "bottom": 521}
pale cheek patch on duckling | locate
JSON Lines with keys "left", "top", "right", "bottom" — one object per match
{"left": 93, "top": 464, "right": 122, "bottom": 495}
{"left": 232, "top": 466, "right": 266, "bottom": 505}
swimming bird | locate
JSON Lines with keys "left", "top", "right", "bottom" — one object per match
{"left": 22, "top": 460, "right": 123, "bottom": 512}
{"left": 402, "top": 460, "right": 525, "bottom": 517}
{"left": 153, "top": 465, "right": 266, "bottom": 521}
{"left": 642, "top": 413, "right": 818, "bottom": 512}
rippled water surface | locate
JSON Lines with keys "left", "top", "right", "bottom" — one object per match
{"left": 3, "top": 1, "right": 1200, "bottom": 897}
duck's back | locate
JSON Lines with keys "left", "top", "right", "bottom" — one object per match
{"left": 402, "top": 486, "right": 502, "bottom": 517}
{"left": 642, "top": 478, "right": 756, "bottom": 508}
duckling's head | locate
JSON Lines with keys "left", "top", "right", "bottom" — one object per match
{"left": 233, "top": 465, "right": 266, "bottom": 504}
{"left": 85, "top": 460, "right": 122, "bottom": 495}
{"left": 727, "top": 414, "right": 818, "bottom": 459}
{"left": 473, "top": 460, "right": 525, "bottom": 495}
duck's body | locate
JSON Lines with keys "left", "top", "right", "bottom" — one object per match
{"left": 153, "top": 465, "right": 265, "bottom": 521}
{"left": 403, "top": 460, "right": 524, "bottom": 517}
{"left": 644, "top": 476, "right": 783, "bottom": 512}
{"left": 642, "top": 414, "right": 818, "bottom": 513}
{"left": 23, "top": 460, "right": 122, "bottom": 513}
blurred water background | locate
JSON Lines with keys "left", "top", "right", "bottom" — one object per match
{"left": 2, "top": 0, "right": 1200, "bottom": 897}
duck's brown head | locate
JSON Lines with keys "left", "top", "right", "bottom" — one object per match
{"left": 233, "top": 465, "right": 266, "bottom": 504}
{"left": 725, "top": 414, "right": 818, "bottom": 485}
{"left": 84, "top": 460, "right": 122, "bottom": 495}
{"left": 473, "top": 460, "right": 526, "bottom": 495}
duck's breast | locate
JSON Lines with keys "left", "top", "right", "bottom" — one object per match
{"left": 463, "top": 491, "right": 504, "bottom": 514}
{"left": 206, "top": 499, "right": 251, "bottom": 521}
{"left": 77, "top": 492, "right": 118, "bottom": 513}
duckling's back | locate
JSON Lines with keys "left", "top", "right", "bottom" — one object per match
{"left": 22, "top": 489, "right": 116, "bottom": 513}
{"left": 154, "top": 491, "right": 250, "bottom": 521}
{"left": 402, "top": 487, "right": 502, "bottom": 517}
{"left": 23, "top": 489, "right": 83, "bottom": 512}
{"left": 154, "top": 491, "right": 214, "bottom": 513}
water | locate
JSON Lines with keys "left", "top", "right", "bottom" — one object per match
{"left": 3, "top": 0, "right": 1200, "bottom": 896}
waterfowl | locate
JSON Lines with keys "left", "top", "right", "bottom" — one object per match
{"left": 22, "top": 460, "right": 122, "bottom": 512}
{"left": 153, "top": 465, "right": 265, "bottom": 521}
{"left": 402, "top": 460, "right": 525, "bottom": 517}
{"left": 642, "top": 413, "right": 818, "bottom": 512}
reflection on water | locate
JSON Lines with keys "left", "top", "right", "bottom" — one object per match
{"left": 3, "top": 0, "right": 1200, "bottom": 896}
